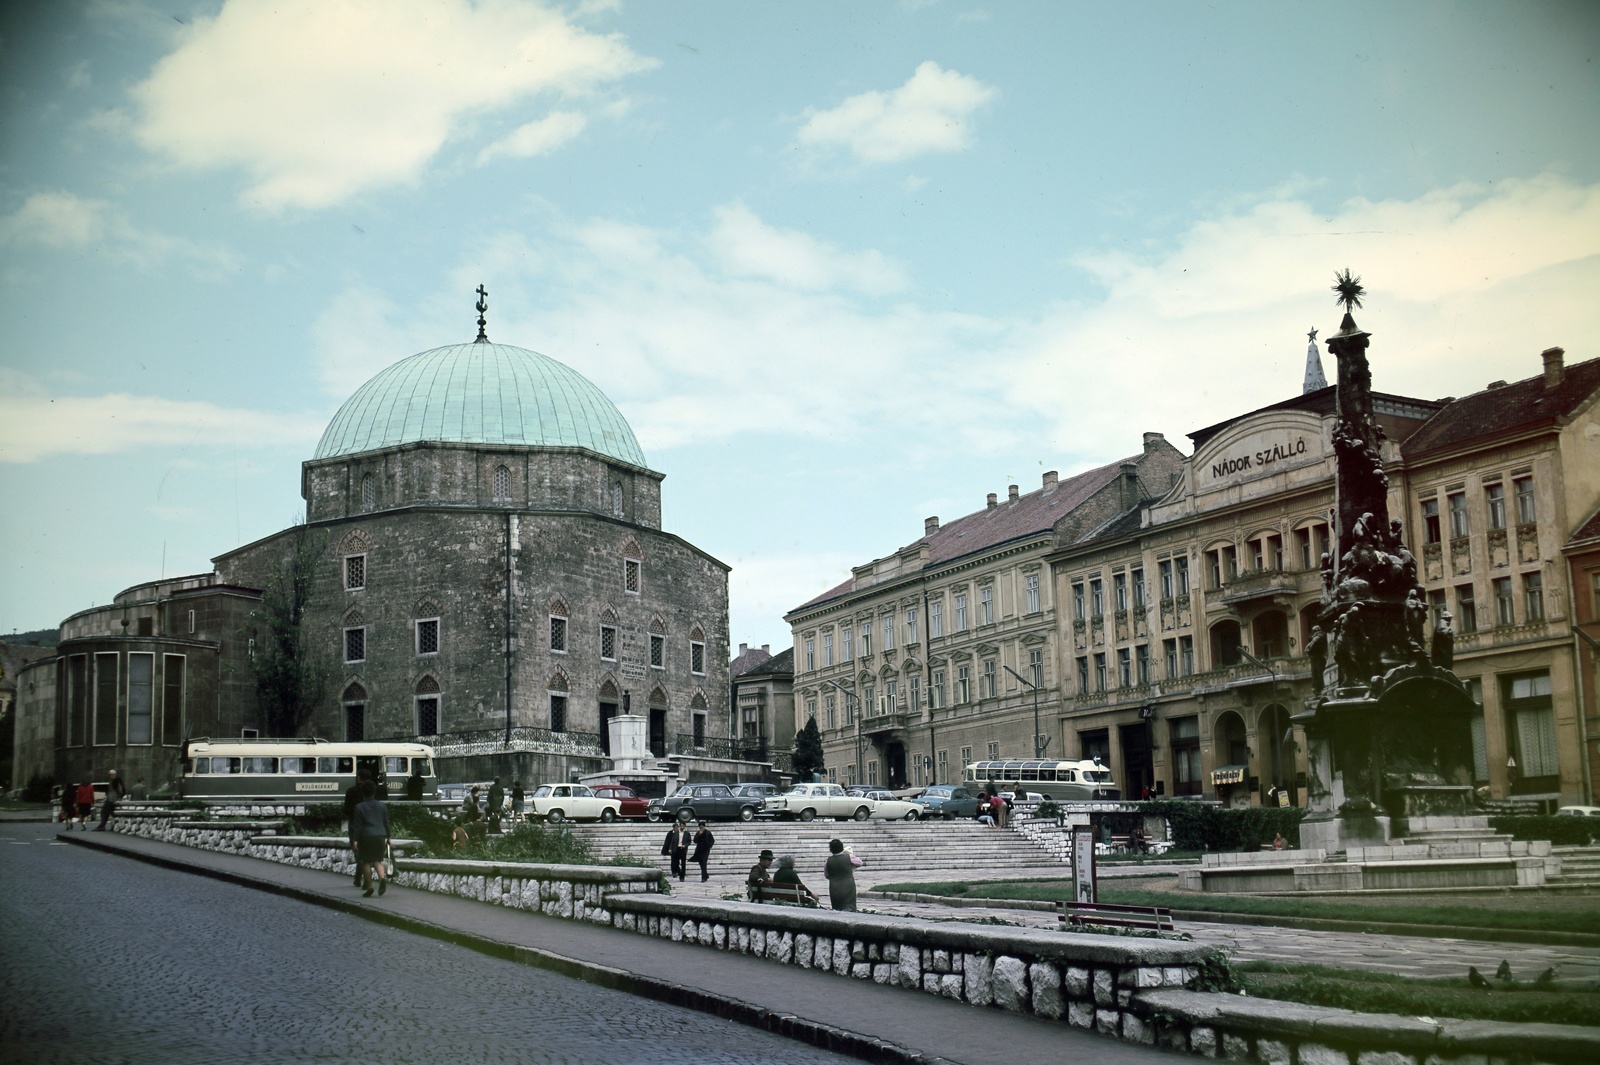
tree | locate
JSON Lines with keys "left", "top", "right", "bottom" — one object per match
{"left": 792, "top": 715, "right": 825, "bottom": 781}
{"left": 249, "top": 524, "right": 328, "bottom": 737}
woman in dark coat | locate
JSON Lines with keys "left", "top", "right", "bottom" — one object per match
{"left": 772, "top": 856, "right": 819, "bottom": 906}
{"left": 690, "top": 821, "right": 715, "bottom": 882}
{"left": 59, "top": 785, "right": 76, "bottom": 830}
{"left": 350, "top": 780, "right": 392, "bottom": 898}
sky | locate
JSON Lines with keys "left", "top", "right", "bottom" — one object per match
{"left": 1, "top": 0, "right": 1597, "bottom": 653}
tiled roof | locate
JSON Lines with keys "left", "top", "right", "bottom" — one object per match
{"left": 729, "top": 645, "right": 774, "bottom": 678}
{"left": 737, "top": 646, "right": 793, "bottom": 680}
{"left": 1403, "top": 355, "right": 1600, "bottom": 460}
{"left": 791, "top": 455, "right": 1136, "bottom": 613}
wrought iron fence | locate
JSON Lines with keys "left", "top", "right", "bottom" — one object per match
{"left": 372, "top": 726, "right": 604, "bottom": 751}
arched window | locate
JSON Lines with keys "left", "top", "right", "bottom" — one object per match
{"left": 548, "top": 670, "right": 569, "bottom": 733}
{"left": 1209, "top": 619, "right": 1242, "bottom": 668}
{"left": 415, "top": 676, "right": 441, "bottom": 736}
{"left": 549, "top": 597, "right": 568, "bottom": 654}
{"left": 342, "top": 682, "right": 367, "bottom": 742}
{"left": 611, "top": 482, "right": 624, "bottom": 517}
{"left": 492, "top": 464, "right": 511, "bottom": 503}
{"left": 360, "top": 473, "right": 376, "bottom": 511}
{"left": 648, "top": 617, "right": 666, "bottom": 670}
{"left": 689, "top": 624, "right": 706, "bottom": 675}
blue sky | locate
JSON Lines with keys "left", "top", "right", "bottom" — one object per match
{"left": 2, "top": 0, "right": 1597, "bottom": 651}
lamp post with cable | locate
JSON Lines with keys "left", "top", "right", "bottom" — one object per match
{"left": 1002, "top": 665, "right": 1049, "bottom": 759}
{"left": 825, "top": 679, "right": 865, "bottom": 787}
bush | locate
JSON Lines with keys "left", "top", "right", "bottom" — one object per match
{"left": 1136, "top": 800, "right": 1304, "bottom": 852}
{"left": 298, "top": 802, "right": 346, "bottom": 834}
{"left": 1489, "top": 814, "right": 1595, "bottom": 846}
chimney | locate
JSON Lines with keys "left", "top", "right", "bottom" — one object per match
{"left": 739, "top": 642, "right": 748, "bottom": 655}
{"left": 1042, "top": 470, "right": 1058, "bottom": 490}
{"left": 1007, "top": 484, "right": 1019, "bottom": 503}
{"left": 762, "top": 644, "right": 770, "bottom": 654}
{"left": 1120, "top": 461, "right": 1140, "bottom": 509}
{"left": 924, "top": 515, "right": 940, "bottom": 534}
{"left": 986, "top": 492, "right": 998, "bottom": 509}
{"left": 1143, "top": 432, "right": 1165, "bottom": 453}
{"left": 1542, "top": 346, "right": 1565, "bottom": 389}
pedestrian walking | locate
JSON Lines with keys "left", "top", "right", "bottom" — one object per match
{"left": 823, "top": 838, "right": 860, "bottom": 911}
{"left": 75, "top": 782, "right": 96, "bottom": 829}
{"left": 94, "top": 770, "right": 127, "bottom": 830}
{"left": 690, "top": 820, "right": 715, "bottom": 882}
{"left": 350, "top": 780, "right": 392, "bottom": 898}
{"left": 746, "top": 848, "right": 774, "bottom": 900}
{"left": 487, "top": 778, "right": 505, "bottom": 833}
{"left": 661, "top": 820, "right": 691, "bottom": 881}
{"left": 345, "top": 770, "right": 372, "bottom": 886}
{"left": 59, "top": 784, "right": 76, "bottom": 829}
{"left": 511, "top": 781, "right": 526, "bottom": 824}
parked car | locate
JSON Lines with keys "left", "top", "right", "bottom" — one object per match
{"left": 590, "top": 783, "right": 651, "bottom": 819}
{"left": 764, "top": 782, "right": 873, "bottom": 822}
{"left": 731, "top": 782, "right": 779, "bottom": 802}
{"left": 526, "top": 783, "right": 622, "bottom": 824}
{"left": 1557, "top": 805, "right": 1600, "bottom": 817}
{"left": 856, "top": 788, "right": 922, "bottom": 821}
{"left": 647, "top": 782, "right": 762, "bottom": 822}
{"left": 914, "top": 784, "right": 981, "bottom": 820}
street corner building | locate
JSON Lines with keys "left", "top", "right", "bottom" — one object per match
{"left": 13, "top": 320, "right": 731, "bottom": 792}
{"left": 786, "top": 338, "right": 1600, "bottom": 811}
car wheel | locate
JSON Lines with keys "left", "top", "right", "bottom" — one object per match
{"left": 852, "top": 806, "right": 870, "bottom": 821}
{"left": 600, "top": 808, "right": 616, "bottom": 823}
{"left": 942, "top": 810, "right": 954, "bottom": 821}
{"left": 546, "top": 809, "right": 564, "bottom": 824}
{"left": 646, "top": 809, "right": 661, "bottom": 822}
{"left": 677, "top": 808, "right": 693, "bottom": 823}
{"left": 739, "top": 806, "right": 755, "bottom": 822}
{"left": 904, "top": 810, "right": 919, "bottom": 821}
{"left": 799, "top": 808, "right": 816, "bottom": 822}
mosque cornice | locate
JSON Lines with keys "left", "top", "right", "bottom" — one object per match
{"left": 302, "top": 439, "right": 664, "bottom": 481}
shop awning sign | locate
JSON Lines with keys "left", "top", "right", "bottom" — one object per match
{"left": 1211, "top": 765, "right": 1247, "bottom": 786}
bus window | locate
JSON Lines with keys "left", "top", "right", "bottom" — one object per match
{"left": 243, "top": 757, "right": 277, "bottom": 774}
{"left": 1061, "top": 770, "right": 1076, "bottom": 782}
{"left": 190, "top": 758, "right": 207, "bottom": 774}
{"left": 281, "top": 757, "right": 314, "bottom": 774}
{"left": 385, "top": 757, "right": 408, "bottom": 775}
{"left": 413, "top": 759, "right": 432, "bottom": 776}
{"left": 211, "top": 757, "right": 240, "bottom": 775}
{"left": 317, "top": 757, "right": 354, "bottom": 774}
{"left": 1038, "top": 769, "right": 1056, "bottom": 782}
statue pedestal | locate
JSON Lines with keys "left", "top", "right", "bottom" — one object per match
{"left": 1300, "top": 813, "right": 1391, "bottom": 854}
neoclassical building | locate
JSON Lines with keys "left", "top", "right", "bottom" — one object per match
{"left": 17, "top": 309, "right": 731, "bottom": 790}
{"left": 786, "top": 436, "right": 1185, "bottom": 789}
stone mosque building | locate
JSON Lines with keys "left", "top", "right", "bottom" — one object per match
{"left": 14, "top": 299, "right": 730, "bottom": 792}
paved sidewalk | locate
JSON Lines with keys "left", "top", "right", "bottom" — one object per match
{"left": 50, "top": 826, "right": 1167, "bottom": 1065}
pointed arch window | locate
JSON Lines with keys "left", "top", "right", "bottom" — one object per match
{"left": 360, "top": 473, "right": 376, "bottom": 511}
{"left": 689, "top": 624, "right": 706, "bottom": 675}
{"left": 649, "top": 618, "right": 666, "bottom": 670}
{"left": 548, "top": 670, "right": 570, "bottom": 733}
{"left": 415, "top": 676, "right": 441, "bottom": 736}
{"left": 492, "top": 464, "right": 511, "bottom": 503}
{"left": 342, "top": 682, "right": 367, "bottom": 742}
{"left": 549, "top": 598, "right": 569, "bottom": 654}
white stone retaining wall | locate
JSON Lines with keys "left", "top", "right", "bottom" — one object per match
{"left": 102, "top": 817, "right": 1597, "bottom": 1064}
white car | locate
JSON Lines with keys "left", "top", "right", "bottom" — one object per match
{"left": 858, "top": 789, "right": 922, "bottom": 821}
{"left": 1557, "top": 805, "right": 1600, "bottom": 817}
{"left": 764, "top": 782, "right": 873, "bottom": 822}
{"left": 526, "top": 783, "right": 622, "bottom": 824}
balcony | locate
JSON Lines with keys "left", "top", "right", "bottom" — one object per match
{"left": 1215, "top": 567, "right": 1307, "bottom": 607}
{"left": 861, "top": 707, "right": 919, "bottom": 735}
{"left": 1071, "top": 655, "right": 1312, "bottom": 709}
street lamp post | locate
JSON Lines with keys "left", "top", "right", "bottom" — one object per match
{"left": 1002, "top": 665, "right": 1048, "bottom": 759}
{"left": 1237, "top": 648, "right": 1283, "bottom": 801}
{"left": 825, "top": 679, "right": 864, "bottom": 786}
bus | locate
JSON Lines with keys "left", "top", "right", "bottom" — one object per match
{"left": 962, "top": 758, "right": 1121, "bottom": 801}
{"left": 181, "top": 738, "right": 437, "bottom": 801}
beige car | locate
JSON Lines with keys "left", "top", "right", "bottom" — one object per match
{"left": 764, "top": 782, "right": 873, "bottom": 822}
{"left": 526, "top": 783, "right": 622, "bottom": 824}
{"left": 857, "top": 788, "right": 923, "bottom": 821}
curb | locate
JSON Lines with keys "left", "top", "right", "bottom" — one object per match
{"left": 59, "top": 832, "right": 960, "bottom": 1065}
{"left": 865, "top": 889, "right": 1600, "bottom": 948}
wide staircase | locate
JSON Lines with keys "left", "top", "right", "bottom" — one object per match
{"left": 562, "top": 818, "right": 1066, "bottom": 885}
{"left": 1552, "top": 845, "right": 1600, "bottom": 886}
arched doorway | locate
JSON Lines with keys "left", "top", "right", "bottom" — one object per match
{"left": 342, "top": 682, "right": 367, "bottom": 742}
{"left": 1211, "top": 709, "right": 1250, "bottom": 807}
{"left": 1256, "top": 703, "right": 1296, "bottom": 805}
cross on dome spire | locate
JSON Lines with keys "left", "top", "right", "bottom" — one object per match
{"left": 474, "top": 284, "right": 489, "bottom": 343}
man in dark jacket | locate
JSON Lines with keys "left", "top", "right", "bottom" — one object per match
{"left": 661, "top": 821, "right": 691, "bottom": 881}
{"left": 487, "top": 779, "right": 505, "bottom": 833}
{"left": 344, "top": 771, "right": 372, "bottom": 886}
{"left": 350, "top": 780, "right": 392, "bottom": 898}
{"left": 746, "top": 849, "right": 774, "bottom": 900}
{"left": 94, "top": 770, "right": 127, "bottom": 831}
{"left": 690, "top": 821, "right": 715, "bottom": 882}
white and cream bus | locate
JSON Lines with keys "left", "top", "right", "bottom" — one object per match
{"left": 181, "top": 738, "right": 437, "bottom": 801}
{"left": 962, "top": 758, "right": 1121, "bottom": 801}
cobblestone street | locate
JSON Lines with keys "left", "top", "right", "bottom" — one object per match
{"left": 0, "top": 825, "right": 862, "bottom": 1065}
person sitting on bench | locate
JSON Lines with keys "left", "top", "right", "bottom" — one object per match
{"left": 746, "top": 848, "right": 774, "bottom": 900}
{"left": 771, "top": 855, "right": 819, "bottom": 906}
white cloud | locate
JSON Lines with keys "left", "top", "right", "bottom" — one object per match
{"left": 477, "top": 110, "right": 588, "bottom": 164}
{"left": 796, "top": 61, "right": 998, "bottom": 163}
{"left": 0, "top": 370, "right": 324, "bottom": 463}
{"left": 728, "top": 550, "right": 860, "bottom": 646}
{"left": 131, "top": 0, "right": 655, "bottom": 209}
{"left": 0, "top": 190, "right": 241, "bottom": 276}
{"left": 707, "top": 202, "right": 908, "bottom": 295}
{"left": 308, "top": 287, "right": 433, "bottom": 400}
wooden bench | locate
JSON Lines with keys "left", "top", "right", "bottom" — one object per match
{"left": 1055, "top": 900, "right": 1174, "bottom": 932}
{"left": 749, "top": 882, "right": 818, "bottom": 907}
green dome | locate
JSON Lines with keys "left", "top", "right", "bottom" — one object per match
{"left": 314, "top": 342, "right": 647, "bottom": 467}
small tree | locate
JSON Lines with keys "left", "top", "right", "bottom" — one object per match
{"left": 249, "top": 524, "right": 328, "bottom": 737}
{"left": 792, "top": 715, "right": 825, "bottom": 780}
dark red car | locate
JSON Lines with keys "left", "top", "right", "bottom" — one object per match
{"left": 590, "top": 783, "right": 650, "bottom": 819}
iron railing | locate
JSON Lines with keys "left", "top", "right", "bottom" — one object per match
{"left": 372, "top": 726, "right": 604, "bottom": 751}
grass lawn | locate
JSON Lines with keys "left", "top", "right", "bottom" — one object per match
{"left": 871, "top": 876, "right": 1600, "bottom": 936}
{"left": 1235, "top": 961, "right": 1600, "bottom": 1026}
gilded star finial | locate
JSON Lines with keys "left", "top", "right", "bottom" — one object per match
{"left": 474, "top": 284, "right": 489, "bottom": 343}
{"left": 1332, "top": 269, "right": 1365, "bottom": 313}
{"left": 1308, "top": 326, "right": 1318, "bottom": 343}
